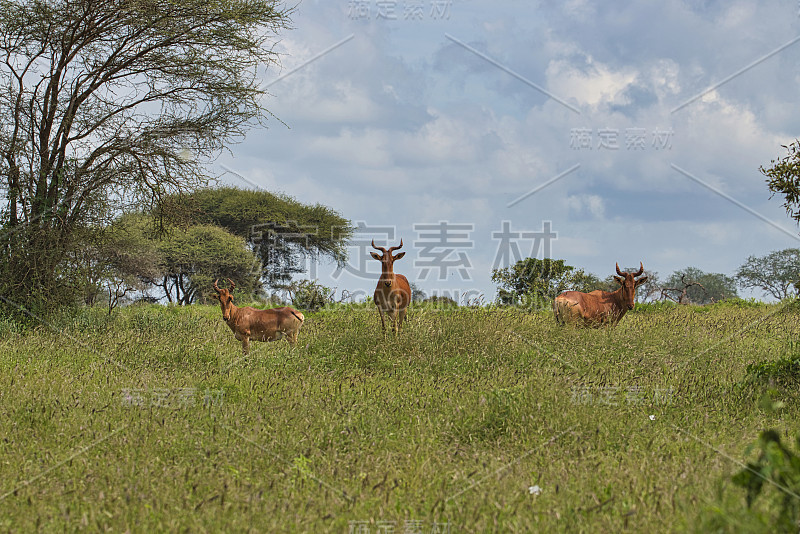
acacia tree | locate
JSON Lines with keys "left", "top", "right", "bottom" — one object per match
{"left": 0, "top": 0, "right": 293, "bottom": 306}
{"left": 98, "top": 213, "right": 261, "bottom": 305}
{"left": 158, "top": 187, "right": 353, "bottom": 289}
{"left": 155, "top": 224, "right": 261, "bottom": 305}
{"left": 662, "top": 267, "right": 738, "bottom": 304}
{"left": 736, "top": 249, "right": 800, "bottom": 300}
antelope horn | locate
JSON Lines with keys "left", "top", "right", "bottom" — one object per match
{"left": 213, "top": 279, "right": 221, "bottom": 292}
{"left": 388, "top": 238, "right": 403, "bottom": 254}
{"left": 633, "top": 262, "right": 644, "bottom": 277}
{"left": 616, "top": 262, "right": 624, "bottom": 276}
{"left": 227, "top": 278, "right": 235, "bottom": 290}
{"left": 371, "top": 239, "right": 387, "bottom": 253}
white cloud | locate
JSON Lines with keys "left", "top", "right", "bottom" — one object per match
{"left": 647, "top": 59, "right": 682, "bottom": 100}
{"left": 218, "top": 2, "right": 800, "bottom": 299}
{"left": 395, "top": 108, "right": 493, "bottom": 165}
{"left": 717, "top": 1, "right": 758, "bottom": 29}
{"left": 565, "top": 194, "right": 606, "bottom": 219}
{"left": 546, "top": 57, "right": 638, "bottom": 109}
{"left": 301, "top": 81, "right": 382, "bottom": 123}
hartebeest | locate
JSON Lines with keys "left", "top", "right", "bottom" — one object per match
{"left": 212, "top": 279, "right": 304, "bottom": 354}
{"left": 371, "top": 239, "right": 412, "bottom": 335}
{"left": 553, "top": 263, "right": 648, "bottom": 326}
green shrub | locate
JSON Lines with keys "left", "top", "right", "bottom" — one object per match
{"left": 733, "top": 430, "right": 800, "bottom": 530}
{"left": 744, "top": 357, "right": 800, "bottom": 389}
{"left": 700, "top": 430, "right": 800, "bottom": 533}
{"left": 290, "top": 279, "right": 334, "bottom": 311}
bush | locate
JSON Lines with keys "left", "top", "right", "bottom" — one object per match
{"left": 700, "top": 429, "right": 800, "bottom": 533}
{"left": 744, "top": 356, "right": 800, "bottom": 390}
{"left": 289, "top": 280, "right": 334, "bottom": 312}
{"left": 0, "top": 310, "right": 25, "bottom": 335}
{"left": 733, "top": 430, "right": 800, "bottom": 530}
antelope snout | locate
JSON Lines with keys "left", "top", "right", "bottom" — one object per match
{"left": 384, "top": 281, "right": 392, "bottom": 288}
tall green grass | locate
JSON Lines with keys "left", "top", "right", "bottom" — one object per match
{"left": 0, "top": 302, "right": 798, "bottom": 532}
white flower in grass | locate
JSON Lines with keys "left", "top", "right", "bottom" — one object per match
{"left": 649, "top": 415, "right": 655, "bottom": 421}
{"left": 528, "top": 485, "right": 542, "bottom": 496}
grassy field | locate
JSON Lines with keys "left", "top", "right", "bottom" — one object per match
{"left": 0, "top": 299, "right": 799, "bottom": 532}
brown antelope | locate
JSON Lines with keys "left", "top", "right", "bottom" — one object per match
{"left": 212, "top": 279, "right": 304, "bottom": 354}
{"left": 371, "top": 239, "right": 412, "bottom": 335}
{"left": 553, "top": 263, "right": 648, "bottom": 326}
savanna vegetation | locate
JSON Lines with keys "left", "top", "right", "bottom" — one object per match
{"left": 81, "top": 188, "right": 353, "bottom": 308}
{"left": 3, "top": 0, "right": 800, "bottom": 531}
{"left": 1, "top": 300, "right": 799, "bottom": 532}
{"left": 0, "top": 0, "right": 295, "bottom": 311}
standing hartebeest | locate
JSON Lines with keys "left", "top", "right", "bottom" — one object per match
{"left": 553, "top": 263, "right": 648, "bottom": 326}
{"left": 212, "top": 279, "right": 304, "bottom": 354}
{"left": 371, "top": 239, "right": 412, "bottom": 335}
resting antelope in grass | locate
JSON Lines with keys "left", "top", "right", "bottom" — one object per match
{"left": 553, "top": 262, "right": 648, "bottom": 326}
{"left": 371, "top": 239, "right": 412, "bottom": 335}
{"left": 212, "top": 279, "right": 304, "bottom": 354}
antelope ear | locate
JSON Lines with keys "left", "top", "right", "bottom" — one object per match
{"left": 370, "top": 252, "right": 382, "bottom": 261}
{"left": 613, "top": 275, "right": 624, "bottom": 286}
{"left": 392, "top": 252, "right": 405, "bottom": 261}
{"left": 635, "top": 276, "right": 648, "bottom": 287}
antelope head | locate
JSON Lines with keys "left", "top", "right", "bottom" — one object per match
{"left": 613, "top": 262, "right": 648, "bottom": 310}
{"left": 371, "top": 239, "right": 406, "bottom": 289}
{"left": 212, "top": 278, "right": 236, "bottom": 321}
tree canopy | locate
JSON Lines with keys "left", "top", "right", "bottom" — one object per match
{"left": 158, "top": 187, "right": 353, "bottom": 289}
{"left": 736, "top": 249, "right": 800, "bottom": 300}
{"left": 662, "top": 267, "right": 738, "bottom": 305}
{"left": 0, "top": 0, "right": 293, "bottom": 307}
{"left": 73, "top": 182, "right": 355, "bottom": 306}
{"left": 99, "top": 213, "right": 261, "bottom": 305}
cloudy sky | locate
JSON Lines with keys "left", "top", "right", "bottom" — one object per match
{"left": 216, "top": 0, "right": 800, "bottom": 302}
